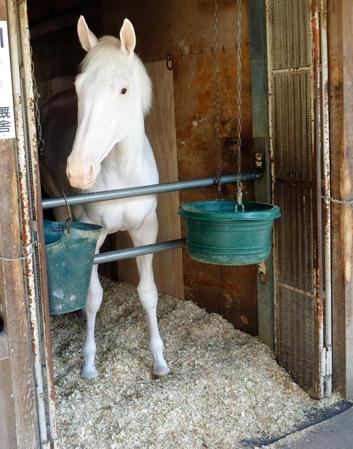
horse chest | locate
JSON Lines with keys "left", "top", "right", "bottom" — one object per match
{"left": 79, "top": 195, "right": 156, "bottom": 233}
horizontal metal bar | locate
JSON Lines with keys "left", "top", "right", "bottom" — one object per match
{"left": 42, "top": 172, "right": 260, "bottom": 209}
{"left": 93, "top": 238, "right": 187, "bottom": 264}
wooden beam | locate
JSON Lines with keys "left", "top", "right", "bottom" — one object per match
{"left": 328, "top": 0, "right": 353, "bottom": 400}
{"left": 249, "top": 0, "right": 274, "bottom": 349}
{"left": 30, "top": 3, "right": 97, "bottom": 38}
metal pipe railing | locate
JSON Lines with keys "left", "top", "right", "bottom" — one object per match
{"left": 43, "top": 172, "right": 261, "bottom": 263}
{"left": 93, "top": 238, "right": 187, "bottom": 264}
{"left": 42, "top": 173, "right": 260, "bottom": 209}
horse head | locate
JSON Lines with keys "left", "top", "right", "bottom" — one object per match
{"left": 66, "top": 16, "right": 152, "bottom": 189}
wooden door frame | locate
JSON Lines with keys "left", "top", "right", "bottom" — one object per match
{"left": 328, "top": 0, "right": 353, "bottom": 401}
{"left": 1, "top": 5, "right": 353, "bottom": 449}
{"left": 0, "top": 1, "right": 41, "bottom": 446}
{"left": 0, "top": 1, "right": 56, "bottom": 447}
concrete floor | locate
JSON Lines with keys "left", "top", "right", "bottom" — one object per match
{"left": 266, "top": 406, "right": 353, "bottom": 449}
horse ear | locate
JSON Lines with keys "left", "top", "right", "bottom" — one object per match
{"left": 77, "top": 16, "right": 98, "bottom": 52}
{"left": 120, "top": 19, "right": 136, "bottom": 55}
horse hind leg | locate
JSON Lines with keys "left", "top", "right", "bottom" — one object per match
{"left": 129, "top": 211, "right": 170, "bottom": 377}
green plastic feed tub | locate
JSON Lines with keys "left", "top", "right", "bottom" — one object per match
{"left": 44, "top": 220, "right": 101, "bottom": 315}
{"left": 178, "top": 200, "right": 281, "bottom": 265}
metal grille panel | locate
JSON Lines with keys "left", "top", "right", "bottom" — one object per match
{"left": 269, "top": 0, "right": 311, "bottom": 70}
{"left": 268, "top": 0, "right": 323, "bottom": 397}
{"left": 275, "top": 182, "right": 315, "bottom": 292}
{"left": 277, "top": 285, "right": 317, "bottom": 391}
{"left": 273, "top": 71, "right": 313, "bottom": 180}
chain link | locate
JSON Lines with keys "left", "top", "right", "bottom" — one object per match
{"left": 213, "top": 0, "right": 243, "bottom": 204}
{"left": 29, "top": 44, "right": 46, "bottom": 165}
{"left": 0, "top": 241, "right": 39, "bottom": 262}
{"left": 213, "top": 0, "right": 223, "bottom": 199}
{"left": 235, "top": 0, "right": 243, "bottom": 207}
{"left": 322, "top": 195, "right": 353, "bottom": 206}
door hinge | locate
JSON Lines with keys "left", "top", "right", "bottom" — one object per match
{"left": 321, "top": 346, "right": 332, "bottom": 397}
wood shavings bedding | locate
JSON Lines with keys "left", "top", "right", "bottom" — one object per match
{"left": 51, "top": 278, "right": 340, "bottom": 449}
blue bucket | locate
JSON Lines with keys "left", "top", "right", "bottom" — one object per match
{"left": 44, "top": 220, "right": 102, "bottom": 315}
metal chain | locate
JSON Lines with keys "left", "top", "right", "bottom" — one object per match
{"left": 29, "top": 44, "right": 46, "bottom": 165}
{"left": 235, "top": 0, "right": 243, "bottom": 210}
{"left": 322, "top": 195, "right": 353, "bottom": 206}
{"left": 0, "top": 241, "right": 39, "bottom": 262}
{"left": 29, "top": 42, "right": 72, "bottom": 222}
{"left": 213, "top": 0, "right": 223, "bottom": 200}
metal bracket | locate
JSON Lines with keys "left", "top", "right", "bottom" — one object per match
{"left": 251, "top": 137, "right": 266, "bottom": 173}
{"left": 257, "top": 261, "right": 268, "bottom": 283}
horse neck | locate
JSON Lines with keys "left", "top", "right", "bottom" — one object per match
{"left": 103, "top": 110, "right": 146, "bottom": 176}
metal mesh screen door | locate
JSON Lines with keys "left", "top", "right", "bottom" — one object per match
{"left": 266, "top": 0, "right": 327, "bottom": 398}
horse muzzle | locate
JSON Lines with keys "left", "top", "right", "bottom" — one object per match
{"left": 66, "top": 161, "right": 97, "bottom": 189}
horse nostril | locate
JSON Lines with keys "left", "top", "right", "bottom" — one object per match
{"left": 88, "top": 163, "right": 95, "bottom": 181}
{"left": 65, "top": 158, "right": 97, "bottom": 188}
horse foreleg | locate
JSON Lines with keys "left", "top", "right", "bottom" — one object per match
{"left": 129, "top": 211, "right": 170, "bottom": 377}
{"left": 81, "top": 231, "right": 107, "bottom": 379}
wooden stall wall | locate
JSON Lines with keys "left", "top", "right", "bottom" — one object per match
{"left": 100, "top": 0, "right": 257, "bottom": 334}
{"left": 28, "top": 0, "right": 258, "bottom": 334}
{"left": 115, "top": 60, "right": 184, "bottom": 299}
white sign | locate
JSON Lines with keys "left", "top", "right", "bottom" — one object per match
{"left": 0, "top": 21, "right": 16, "bottom": 139}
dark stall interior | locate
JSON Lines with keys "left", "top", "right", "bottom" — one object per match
{"left": 28, "top": 0, "right": 259, "bottom": 335}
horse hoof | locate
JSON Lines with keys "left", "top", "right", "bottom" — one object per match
{"left": 152, "top": 364, "right": 170, "bottom": 379}
{"left": 81, "top": 366, "right": 98, "bottom": 379}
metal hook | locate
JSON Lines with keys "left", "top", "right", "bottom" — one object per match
{"left": 166, "top": 54, "right": 174, "bottom": 71}
{"left": 235, "top": 203, "right": 245, "bottom": 212}
{"left": 235, "top": 179, "right": 244, "bottom": 212}
{"left": 215, "top": 175, "right": 223, "bottom": 200}
{"left": 64, "top": 218, "right": 72, "bottom": 234}
{"left": 62, "top": 189, "right": 73, "bottom": 233}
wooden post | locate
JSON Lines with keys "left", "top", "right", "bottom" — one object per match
{"left": 0, "top": 2, "right": 41, "bottom": 447}
{"left": 249, "top": 0, "right": 275, "bottom": 349}
{"left": 328, "top": 0, "right": 353, "bottom": 400}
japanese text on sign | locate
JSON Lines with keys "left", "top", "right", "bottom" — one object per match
{"left": 0, "top": 21, "right": 16, "bottom": 140}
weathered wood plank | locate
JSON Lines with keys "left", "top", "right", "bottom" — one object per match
{"left": 0, "top": 139, "right": 40, "bottom": 449}
{"left": 146, "top": 61, "right": 184, "bottom": 298}
{"left": 328, "top": 0, "right": 353, "bottom": 400}
{"left": 116, "top": 60, "right": 184, "bottom": 299}
{"left": 0, "top": 358, "right": 16, "bottom": 449}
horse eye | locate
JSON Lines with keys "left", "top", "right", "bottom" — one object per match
{"left": 120, "top": 88, "right": 127, "bottom": 95}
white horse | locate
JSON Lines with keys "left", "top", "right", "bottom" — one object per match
{"left": 42, "top": 16, "right": 170, "bottom": 379}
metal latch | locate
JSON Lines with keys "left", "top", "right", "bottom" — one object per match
{"left": 255, "top": 152, "right": 265, "bottom": 173}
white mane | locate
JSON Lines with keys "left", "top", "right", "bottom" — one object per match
{"left": 80, "top": 36, "right": 152, "bottom": 115}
